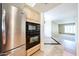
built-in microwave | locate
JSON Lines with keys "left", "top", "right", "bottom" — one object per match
{"left": 26, "top": 22, "right": 40, "bottom": 32}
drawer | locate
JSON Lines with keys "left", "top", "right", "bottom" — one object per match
{"left": 7, "top": 45, "right": 26, "bottom": 56}
{"left": 27, "top": 44, "right": 40, "bottom": 56}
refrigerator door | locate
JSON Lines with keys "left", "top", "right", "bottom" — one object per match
{"left": 2, "top": 4, "right": 26, "bottom": 54}
{"left": 11, "top": 6, "right": 25, "bottom": 48}
{"left": 0, "top": 3, "right": 2, "bottom": 53}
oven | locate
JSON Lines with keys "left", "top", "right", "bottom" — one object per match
{"left": 26, "top": 21, "right": 40, "bottom": 50}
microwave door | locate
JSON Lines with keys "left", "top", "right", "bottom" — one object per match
{"left": 29, "top": 25, "right": 36, "bottom": 31}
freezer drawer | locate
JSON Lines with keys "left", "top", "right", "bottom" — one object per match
{"left": 6, "top": 45, "right": 26, "bottom": 56}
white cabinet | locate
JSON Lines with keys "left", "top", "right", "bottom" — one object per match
{"left": 30, "top": 11, "right": 40, "bottom": 23}
{"left": 23, "top": 7, "right": 31, "bottom": 19}
{"left": 23, "top": 7, "right": 40, "bottom": 23}
{"left": 27, "top": 44, "right": 40, "bottom": 56}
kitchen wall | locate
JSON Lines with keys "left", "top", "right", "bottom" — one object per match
{"left": 51, "top": 21, "right": 59, "bottom": 35}
{"left": 77, "top": 3, "right": 79, "bottom": 56}
{"left": 58, "top": 24, "right": 64, "bottom": 34}
{"left": 52, "top": 19, "right": 76, "bottom": 35}
{"left": 40, "top": 13, "right": 44, "bottom": 51}
{"left": 44, "top": 21, "right": 52, "bottom": 37}
{"left": 58, "top": 23, "right": 76, "bottom": 34}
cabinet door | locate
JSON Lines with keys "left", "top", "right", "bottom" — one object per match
{"left": 35, "top": 13, "right": 40, "bottom": 23}
{"left": 30, "top": 10, "right": 35, "bottom": 20}
{"left": 23, "top": 8, "right": 31, "bottom": 19}
{"left": 23, "top": 7, "right": 40, "bottom": 23}
{"left": 30, "top": 11, "right": 40, "bottom": 23}
{"left": 27, "top": 44, "right": 40, "bottom": 56}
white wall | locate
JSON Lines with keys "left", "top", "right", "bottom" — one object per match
{"left": 44, "top": 21, "right": 52, "bottom": 37}
{"left": 51, "top": 22, "right": 58, "bottom": 35}
{"left": 40, "top": 13, "right": 44, "bottom": 51}
{"left": 53, "top": 19, "right": 76, "bottom": 24}
{"left": 77, "top": 4, "right": 79, "bottom": 56}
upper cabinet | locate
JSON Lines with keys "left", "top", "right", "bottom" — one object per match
{"left": 23, "top": 7, "right": 31, "bottom": 19}
{"left": 30, "top": 10, "right": 40, "bottom": 22}
{"left": 23, "top": 6, "right": 40, "bottom": 24}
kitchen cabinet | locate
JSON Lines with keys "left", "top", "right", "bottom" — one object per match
{"left": 30, "top": 11, "right": 40, "bottom": 23}
{"left": 24, "top": 7, "right": 31, "bottom": 19}
{"left": 27, "top": 44, "right": 40, "bottom": 56}
{"left": 23, "top": 7, "right": 40, "bottom": 23}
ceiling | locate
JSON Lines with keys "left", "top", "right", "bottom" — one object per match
{"left": 26, "top": 3, "right": 77, "bottom": 24}
{"left": 26, "top": 3, "right": 61, "bottom": 12}
{"left": 44, "top": 3, "right": 78, "bottom": 23}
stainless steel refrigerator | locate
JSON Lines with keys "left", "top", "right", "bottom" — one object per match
{"left": 0, "top": 3, "right": 26, "bottom": 56}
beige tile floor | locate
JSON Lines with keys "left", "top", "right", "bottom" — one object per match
{"left": 32, "top": 37, "right": 76, "bottom": 56}
{"left": 32, "top": 45, "right": 64, "bottom": 56}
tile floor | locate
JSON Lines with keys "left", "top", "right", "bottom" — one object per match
{"left": 32, "top": 36, "right": 76, "bottom": 56}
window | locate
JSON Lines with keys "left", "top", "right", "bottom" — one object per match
{"left": 64, "top": 24, "right": 75, "bottom": 34}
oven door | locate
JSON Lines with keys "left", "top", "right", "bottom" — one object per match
{"left": 26, "top": 35, "right": 40, "bottom": 50}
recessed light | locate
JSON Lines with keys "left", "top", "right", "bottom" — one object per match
{"left": 26, "top": 3, "right": 36, "bottom": 7}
